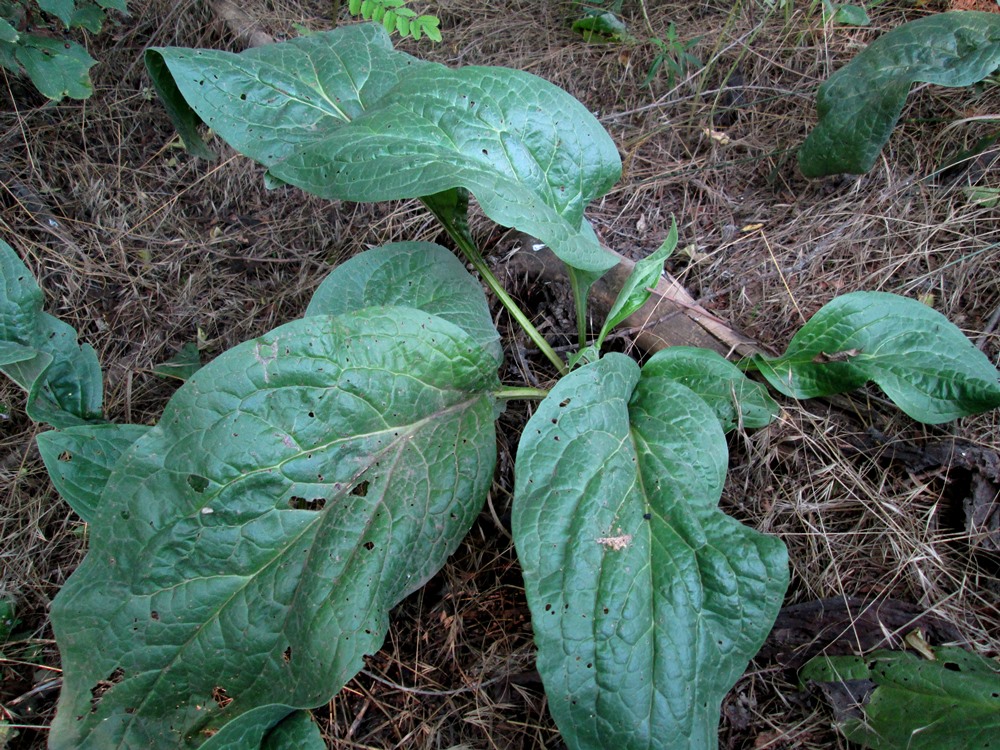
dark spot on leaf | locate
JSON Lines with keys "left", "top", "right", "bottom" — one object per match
{"left": 187, "top": 474, "right": 209, "bottom": 493}
{"left": 150, "top": 611, "right": 159, "bottom": 621}
{"left": 352, "top": 480, "right": 369, "bottom": 497}
{"left": 363, "top": 541, "right": 375, "bottom": 551}
{"left": 58, "top": 451, "right": 72, "bottom": 461}
{"left": 559, "top": 398, "right": 571, "bottom": 407}
{"left": 283, "top": 646, "right": 292, "bottom": 663}
{"left": 643, "top": 513, "right": 652, "bottom": 520}
{"left": 89, "top": 667, "right": 125, "bottom": 713}
{"left": 289, "top": 496, "right": 325, "bottom": 511}
{"left": 943, "top": 662, "right": 961, "bottom": 672}
{"left": 211, "top": 686, "right": 232, "bottom": 709}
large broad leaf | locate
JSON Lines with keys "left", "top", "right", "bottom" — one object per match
{"left": 799, "top": 12, "right": 1000, "bottom": 177}
{"left": 305, "top": 242, "right": 502, "bottom": 365}
{"left": 37, "top": 423, "right": 150, "bottom": 522}
{"left": 0, "top": 239, "right": 103, "bottom": 426}
{"left": 145, "top": 24, "right": 620, "bottom": 274}
{"left": 801, "top": 646, "right": 1000, "bottom": 749}
{"left": 49, "top": 306, "right": 500, "bottom": 749}
{"left": 513, "top": 354, "right": 788, "bottom": 750}
{"left": 751, "top": 291, "right": 1000, "bottom": 424}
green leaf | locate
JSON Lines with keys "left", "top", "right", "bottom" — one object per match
{"left": 0, "top": 18, "right": 17, "bottom": 43}
{"left": 802, "top": 646, "right": 1000, "bottom": 749}
{"left": 513, "top": 354, "right": 788, "bottom": 750}
{"left": 146, "top": 24, "right": 620, "bottom": 275}
{"left": 95, "top": 0, "right": 127, "bottom": 11}
{"left": 571, "top": 10, "right": 636, "bottom": 44}
{"left": 70, "top": 2, "right": 106, "bottom": 33}
{"left": 751, "top": 291, "right": 1000, "bottom": 424}
{"left": 830, "top": 3, "right": 870, "bottom": 27}
{"left": 49, "top": 306, "right": 499, "bottom": 749}
{"left": 305, "top": 242, "right": 502, "bottom": 365}
{"left": 799, "top": 12, "right": 1000, "bottom": 177}
{"left": 145, "top": 24, "right": 419, "bottom": 162}
{"left": 643, "top": 347, "right": 779, "bottom": 431}
{"left": 153, "top": 341, "right": 203, "bottom": 381}
{"left": 14, "top": 34, "right": 96, "bottom": 100}
{"left": 37, "top": 423, "right": 150, "bottom": 522}
{"left": 0, "top": 239, "right": 103, "bottom": 426}
{"left": 37, "top": 0, "right": 75, "bottom": 26}
{"left": 595, "top": 219, "right": 677, "bottom": 350}
{"left": 260, "top": 710, "right": 325, "bottom": 750}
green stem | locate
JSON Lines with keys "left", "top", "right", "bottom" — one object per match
{"left": 421, "top": 198, "right": 568, "bottom": 375}
{"left": 496, "top": 386, "right": 549, "bottom": 400}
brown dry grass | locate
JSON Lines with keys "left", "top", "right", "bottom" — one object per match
{"left": 2, "top": 0, "right": 999, "bottom": 748}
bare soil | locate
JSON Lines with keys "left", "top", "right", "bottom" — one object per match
{"left": 2, "top": 1, "right": 999, "bottom": 748}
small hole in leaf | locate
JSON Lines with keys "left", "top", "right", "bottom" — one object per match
{"left": 58, "top": 451, "right": 72, "bottom": 462}
{"left": 211, "top": 686, "right": 232, "bottom": 709}
{"left": 363, "top": 541, "right": 375, "bottom": 551}
{"left": 352, "top": 480, "right": 370, "bottom": 497}
{"left": 150, "top": 611, "right": 159, "bottom": 621}
{"left": 187, "top": 475, "right": 209, "bottom": 493}
{"left": 289, "top": 496, "right": 325, "bottom": 511}
{"left": 559, "top": 398, "right": 571, "bottom": 407}
{"left": 943, "top": 662, "right": 961, "bottom": 672}
{"left": 283, "top": 646, "right": 292, "bottom": 663}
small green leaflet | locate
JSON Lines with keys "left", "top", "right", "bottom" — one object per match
{"left": 37, "top": 423, "right": 150, "bottom": 522}
{"left": 49, "top": 306, "right": 500, "bottom": 749}
{"left": 145, "top": 24, "right": 621, "bottom": 275}
{"left": 152, "top": 341, "right": 203, "bottom": 381}
{"left": 799, "top": 12, "right": 1000, "bottom": 176}
{"left": 802, "top": 646, "right": 1000, "bottom": 749}
{"left": 0, "top": 239, "right": 103, "bottom": 426}
{"left": 595, "top": 219, "right": 677, "bottom": 351}
{"left": 750, "top": 291, "right": 1000, "bottom": 424}
{"left": 513, "top": 354, "right": 788, "bottom": 750}
{"left": 305, "top": 242, "right": 502, "bottom": 365}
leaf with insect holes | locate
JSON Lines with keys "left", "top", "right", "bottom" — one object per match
{"left": 801, "top": 646, "right": 1000, "bottom": 749}
{"left": 49, "top": 306, "right": 500, "bottom": 749}
{"left": 0, "top": 239, "right": 103, "bottom": 426}
{"left": 751, "top": 291, "right": 1000, "bottom": 424}
{"left": 513, "top": 354, "right": 788, "bottom": 750}
{"left": 37, "top": 424, "right": 150, "bottom": 522}
{"left": 14, "top": 34, "right": 97, "bottom": 100}
{"left": 305, "top": 242, "right": 501, "bottom": 365}
{"left": 799, "top": 12, "right": 1000, "bottom": 177}
{"left": 145, "top": 24, "right": 620, "bottom": 274}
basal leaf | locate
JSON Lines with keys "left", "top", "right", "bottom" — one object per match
{"left": 513, "top": 354, "right": 788, "bottom": 750}
{"left": 305, "top": 242, "right": 502, "bottom": 365}
{"left": 14, "top": 34, "right": 96, "bottom": 100}
{"left": 153, "top": 341, "right": 203, "bottom": 381}
{"left": 0, "top": 18, "right": 18, "bottom": 44}
{"left": 49, "top": 306, "right": 499, "bottom": 749}
{"left": 799, "top": 12, "right": 1000, "bottom": 177}
{"left": 643, "top": 347, "right": 778, "bottom": 431}
{"left": 802, "top": 646, "right": 1000, "bottom": 749}
{"left": 37, "top": 423, "right": 150, "bottom": 522}
{"left": 751, "top": 291, "right": 1000, "bottom": 424}
{"left": 146, "top": 24, "right": 621, "bottom": 275}
{"left": 0, "top": 239, "right": 103, "bottom": 426}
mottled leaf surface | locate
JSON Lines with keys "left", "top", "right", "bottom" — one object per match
{"left": 802, "top": 646, "right": 1000, "bottom": 749}
{"left": 513, "top": 354, "right": 788, "bottom": 750}
{"left": 37, "top": 423, "right": 150, "bottom": 522}
{"left": 50, "top": 307, "right": 499, "bottom": 749}
{"left": 0, "top": 238, "right": 102, "bottom": 426}
{"left": 146, "top": 24, "right": 620, "bottom": 274}
{"left": 800, "top": 12, "right": 1000, "bottom": 176}
{"left": 752, "top": 291, "right": 1000, "bottom": 424}
{"left": 306, "top": 242, "right": 501, "bottom": 365}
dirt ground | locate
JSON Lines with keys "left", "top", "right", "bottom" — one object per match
{"left": 1, "top": 0, "right": 999, "bottom": 748}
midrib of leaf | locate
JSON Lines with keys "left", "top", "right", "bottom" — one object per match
{"left": 107, "top": 393, "right": 484, "bottom": 747}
